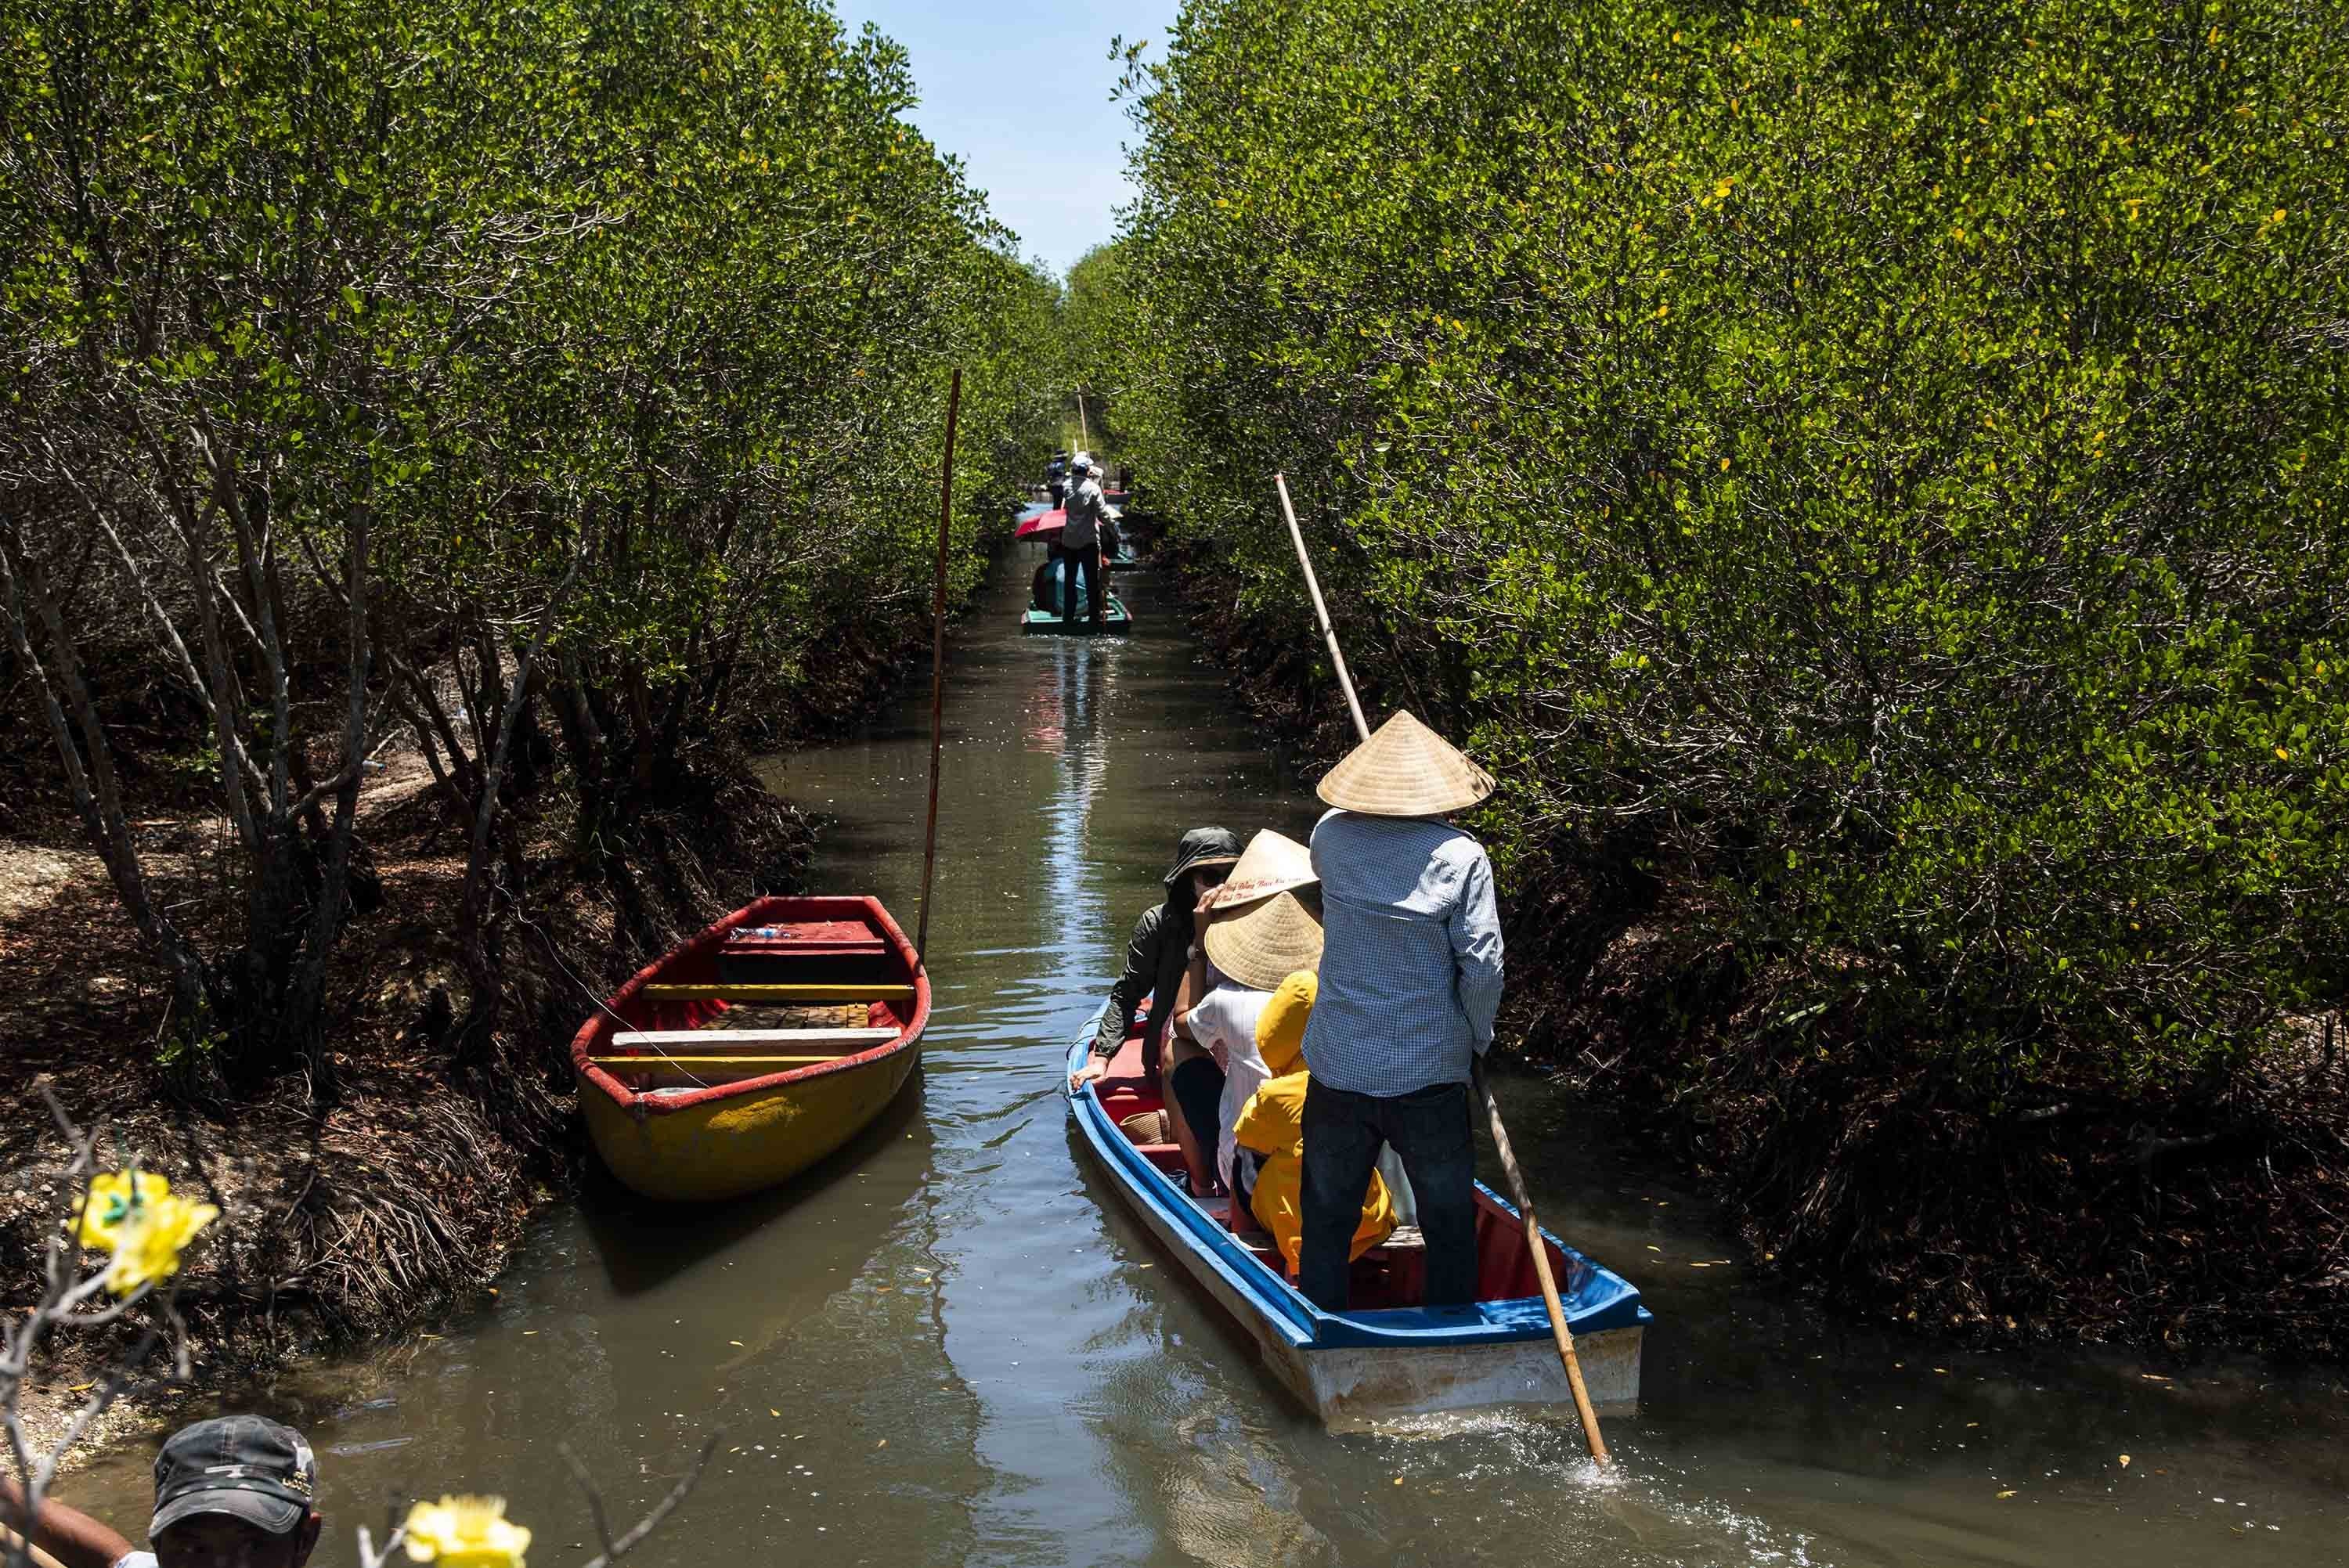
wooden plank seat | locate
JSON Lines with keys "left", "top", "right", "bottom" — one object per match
{"left": 591, "top": 1055, "right": 846, "bottom": 1069}
{"left": 638, "top": 982, "right": 915, "bottom": 1004}
{"left": 609, "top": 1028, "right": 898, "bottom": 1050}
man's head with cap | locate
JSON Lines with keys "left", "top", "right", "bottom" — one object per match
{"left": 148, "top": 1416, "right": 321, "bottom": 1568}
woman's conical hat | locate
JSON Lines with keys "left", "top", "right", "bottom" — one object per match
{"left": 1200, "top": 831, "right": 1323, "bottom": 990}
{"left": 1314, "top": 710, "right": 1495, "bottom": 816}
{"left": 1200, "top": 828, "right": 1315, "bottom": 911}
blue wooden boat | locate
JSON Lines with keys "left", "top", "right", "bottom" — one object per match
{"left": 1064, "top": 1007, "right": 1649, "bottom": 1429}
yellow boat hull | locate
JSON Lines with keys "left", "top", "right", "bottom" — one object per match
{"left": 579, "top": 1044, "right": 920, "bottom": 1203}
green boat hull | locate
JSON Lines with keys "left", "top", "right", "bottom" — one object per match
{"left": 1022, "top": 598, "right": 1132, "bottom": 634}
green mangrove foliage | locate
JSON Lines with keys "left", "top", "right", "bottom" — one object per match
{"left": 1, "top": 0, "right": 1061, "bottom": 1081}
{"left": 1103, "top": 0, "right": 2348, "bottom": 1083}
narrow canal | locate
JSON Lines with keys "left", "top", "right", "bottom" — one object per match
{"left": 75, "top": 546, "right": 2349, "bottom": 1565}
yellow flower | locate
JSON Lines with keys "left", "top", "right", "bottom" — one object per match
{"left": 404, "top": 1497, "right": 532, "bottom": 1568}
{"left": 73, "top": 1170, "right": 171, "bottom": 1249}
{"left": 99, "top": 1192, "right": 218, "bottom": 1296}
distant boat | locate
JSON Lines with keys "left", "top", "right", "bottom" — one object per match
{"left": 1065, "top": 1006, "right": 1649, "bottom": 1428}
{"left": 1022, "top": 597, "right": 1133, "bottom": 634}
{"left": 572, "top": 896, "right": 927, "bottom": 1202}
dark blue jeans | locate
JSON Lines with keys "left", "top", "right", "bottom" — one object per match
{"left": 1298, "top": 1080, "right": 1478, "bottom": 1310}
{"left": 1059, "top": 545, "right": 1101, "bottom": 625}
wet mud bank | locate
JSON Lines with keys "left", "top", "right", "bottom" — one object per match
{"left": 1156, "top": 534, "right": 2349, "bottom": 1361}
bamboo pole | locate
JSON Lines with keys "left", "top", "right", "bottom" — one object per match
{"left": 915, "top": 369, "right": 962, "bottom": 970}
{"left": 1075, "top": 390, "right": 1091, "bottom": 454}
{"left": 1272, "top": 476, "right": 1369, "bottom": 741}
{"left": 1272, "top": 471, "right": 1611, "bottom": 1466}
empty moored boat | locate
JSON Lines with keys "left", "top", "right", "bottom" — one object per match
{"left": 572, "top": 896, "right": 928, "bottom": 1202}
{"left": 1064, "top": 1006, "right": 1649, "bottom": 1429}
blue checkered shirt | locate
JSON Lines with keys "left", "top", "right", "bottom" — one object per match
{"left": 1299, "top": 809, "right": 1504, "bottom": 1096}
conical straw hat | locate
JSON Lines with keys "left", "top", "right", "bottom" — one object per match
{"left": 1314, "top": 710, "right": 1494, "bottom": 816}
{"left": 1203, "top": 888, "right": 1323, "bottom": 992}
{"left": 1201, "top": 831, "right": 1322, "bottom": 989}
{"left": 1200, "top": 829, "right": 1316, "bottom": 912}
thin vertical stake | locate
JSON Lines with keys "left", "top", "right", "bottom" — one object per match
{"left": 915, "top": 369, "right": 962, "bottom": 970}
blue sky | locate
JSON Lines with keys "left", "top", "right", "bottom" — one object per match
{"left": 832, "top": 0, "right": 1184, "bottom": 278}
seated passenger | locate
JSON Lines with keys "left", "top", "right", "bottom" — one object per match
{"left": 1167, "top": 829, "right": 1322, "bottom": 1201}
{"left": 1071, "top": 829, "right": 1241, "bottom": 1093}
{"left": 1234, "top": 970, "right": 1396, "bottom": 1278}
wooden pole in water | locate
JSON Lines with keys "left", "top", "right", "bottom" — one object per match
{"left": 1272, "top": 471, "right": 1611, "bottom": 1468}
{"left": 1075, "top": 390, "right": 1091, "bottom": 454}
{"left": 915, "top": 368, "right": 962, "bottom": 971}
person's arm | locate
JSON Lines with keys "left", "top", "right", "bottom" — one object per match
{"left": 0, "top": 1475, "right": 137, "bottom": 1568}
{"left": 1077, "top": 908, "right": 1161, "bottom": 1087}
{"left": 1449, "top": 845, "right": 1506, "bottom": 1053}
{"left": 1171, "top": 890, "right": 1216, "bottom": 1041}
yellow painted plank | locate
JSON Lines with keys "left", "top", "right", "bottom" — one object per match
{"left": 639, "top": 982, "right": 915, "bottom": 1003}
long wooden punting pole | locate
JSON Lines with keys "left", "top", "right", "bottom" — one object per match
{"left": 1075, "top": 390, "right": 1091, "bottom": 453}
{"left": 1272, "top": 471, "right": 1611, "bottom": 1467}
{"left": 915, "top": 368, "right": 962, "bottom": 970}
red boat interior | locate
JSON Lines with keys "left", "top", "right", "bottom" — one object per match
{"left": 588, "top": 914, "right": 918, "bottom": 1094}
{"left": 1091, "top": 1032, "right": 1582, "bottom": 1310}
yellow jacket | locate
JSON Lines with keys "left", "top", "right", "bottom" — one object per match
{"left": 1232, "top": 972, "right": 1395, "bottom": 1277}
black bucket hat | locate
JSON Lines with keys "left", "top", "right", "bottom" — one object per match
{"left": 1163, "top": 827, "right": 1242, "bottom": 889}
{"left": 149, "top": 1416, "right": 317, "bottom": 1539}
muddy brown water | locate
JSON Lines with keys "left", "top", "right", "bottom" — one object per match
{"left": 68, "top": 547, "right": 2349, "bottom": 1564}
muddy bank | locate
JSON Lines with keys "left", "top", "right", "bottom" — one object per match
{"left": 0, "top": 745, "right": 812, "bottom": 1450}
{"left": 1156, "top": 534, "right": 2349, "bottom": 1360}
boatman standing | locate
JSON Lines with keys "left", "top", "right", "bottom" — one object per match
{"left": 1059, "top": 455, "right": 1110, "bottom": 629}
{"left": 1294, "top": 712, "right": 1503, "bottom": 1312}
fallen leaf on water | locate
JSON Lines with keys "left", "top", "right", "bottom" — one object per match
{"left": 1689, "top": 1262, "right": 1709, "bottom": 1269}
{"left": 876, "top": 1440, "right": 886, "bottom": 1449}
{"left": 1392, "top": 1477, "right": 1405, "bottom": 1487}
{"left": 770, "top": 1409, "right": 781, "bottom": 1417}
{"left": 2119, "top": 1454, "right": 2131, "bottom": 1468}
{"left": 1997, "top": 1491, "right": 2017, "bottom": 1499}
{"left": 1933, "top": 1368, "right": 1950, "bottom": 1375}
{"left": 1138, "top": 1263, "right": 1154, "bottom": 1269}
{"left": 729, "top": 1340, "right": 745, "bottom": 1346}
{"left": 1646, "top": 1245, "right": 1662, "bottom": 1252}
{"left": 521, "top": 1331, "right": 537, "bottom": 1336}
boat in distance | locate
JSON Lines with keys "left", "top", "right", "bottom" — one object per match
{"left": 1022, "top": 597, "right": 1134, "bottom": 635}
{"left": 572, "top": 895, "right": 928, "bottom": 1202}
{"left": 1064, "top": 1005, "right": 1648, "bottom": 1429}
